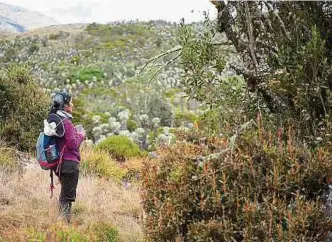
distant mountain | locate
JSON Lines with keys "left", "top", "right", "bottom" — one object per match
{"left": 0, "top": 2, "right": 58, "bottom": 33}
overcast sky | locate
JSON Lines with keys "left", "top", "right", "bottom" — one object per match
{"left": 1, "top": 0, "right": 217, "bottom": 24}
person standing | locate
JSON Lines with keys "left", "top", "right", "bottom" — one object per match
{"left": 48, "top": 92, "right": 85, "bottom": 223}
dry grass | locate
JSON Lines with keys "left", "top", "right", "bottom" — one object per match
{"left": 80, "top": 146, "right": 127, "bottom": 181}
{"left": 0, "top": 162, "right": 143, "bottom": 242}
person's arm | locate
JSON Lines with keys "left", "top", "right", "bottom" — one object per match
{"left": 63, "top": 120, "right": 84, "bottom": 150}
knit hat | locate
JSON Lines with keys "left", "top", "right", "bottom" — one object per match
{"left": 52, "top": 92, "right": 71, "bottom": 110}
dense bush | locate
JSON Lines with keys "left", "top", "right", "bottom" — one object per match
{"left": 88, "top": 222, "right": 120, "bottom": 242}
{"left": 0, "top": 65, "right": 49, "bottom": 150}
{"left": 70, "top": 66, "right": 105, "bottom": 82}
{"left": 142, "top": 128, "right": 332, "bottom": 241}
{"left": 80, "top": 146, "right": 126, "bottom": 181}
{"left": 175, "top": 111, "right": 197, "bottom": 127}
{"left": 26, "top": 225, "right": 89, "bottom": 242}
{"left": 127, "top": 118, "right": 138, "bottom": 132}
{"left": 96, "top": 135, "right": 143, "bottom": 162}
{"left": 72, "top": 97, "right": 95, "bottom": 138}
{"left": 147, "top": 94, "right": 174, "bottom": 127}
{"left": 27, "top": 43, "right": 39, "bottom": 55}
{"left": 0, "top": 140, "right": 20, "bottom": 171}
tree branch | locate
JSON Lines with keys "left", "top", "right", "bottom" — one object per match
{"left": 139, "top": 41, "right": 233, "bottom": 76}
{"left": 244, "top": 1, "right": 259, "bottom": 69}
{"left": 139, "top": 45, "right": 182, "bottom": 74}
{"left": 265, "top": 1, "right": 291, "bottom": 41}
{"left": 146, "top": 51, "right": 182, "bottom": 83}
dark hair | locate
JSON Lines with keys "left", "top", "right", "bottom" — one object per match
{"left": 50, "top": 92, "right": 72, "bottom": 114}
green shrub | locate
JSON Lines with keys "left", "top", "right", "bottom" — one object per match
{"left": 147, "top": 127, "right": 165, "bottom": 147}
{"left": 0, "top": 65, "right": 49, "bottom": 151}
{"left": 26, "top": 225, "right": 89, "bottom": 242}
{"left": 197, "top": 108, "right": 223, "bottom": 136}
{"left": 70, "top": 66, "right": 104, "bottom": 82}
{"left": 3, "top": 48, "right": 17, "bottom": 62}
{"left": 49, "top": 33, "right": 60, "bottom": 40}
{"left": 0, "top": 140, "right": 19, "bottom": 171}
{"left": 127, "top": 118, "right": 138, "bottom": 132}
{"left": 174, "top": 111, "right": 197, "bottom": 127}
{"left": 163, "top": 88, "right": 181, "bottom": 99}
{"left": 70, "top": 55, "right": 81, "bottom": 65}
{"left": 88, "top": 222, "right": 120, "bottom": 242}
{"left": 80, "top": 147, "right": 126, "bottom": 181}
{"left": 49, "top": 31, "right": 69, "bottom": 40}
{"left": 72, "top": 97, "right": 94, "bottom": 138}
{"left": 27, "top": 44, "right": 39, "bottom": 55}
{"left": 147, "top": 95, "right": 174, "bottom": 127}
{"left": 142, "top": 128, "right": 332, "bottom": 241}
{"left": 96, "top": 135, "right": 142, "bottom": 162}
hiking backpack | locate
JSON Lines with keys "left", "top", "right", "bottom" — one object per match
{"left": 36, "top": 132, "right": 62, "bottom": 170}
{"left": 36, "top": 114, "right": 66, "bottom": 170}
{"left": 36, "top": 114, "right": 66, "bottom": 198}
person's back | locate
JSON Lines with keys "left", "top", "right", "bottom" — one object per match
{"left": 48, "top": 113, "right": 82, "bottom": 165}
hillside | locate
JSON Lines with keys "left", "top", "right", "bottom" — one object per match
{"left": 0, "top": 20, "right": 214, "bottom": 146}
{"left": 0, "top": 20, "right": 206, "bottom": 239}
{"left": 2, "top": 2, "right": 332, "bottom": 241}
{"left": 0, "top": 2, "right": 58, "bottom": 33}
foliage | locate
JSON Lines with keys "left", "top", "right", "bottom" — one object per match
{"left": 72, "top": 97, "right": 95, "bottom": 138}
{"left": 83, "top": 22, "right": 159, "bottom": 59}
{"left": 212, "top": 1, "right": 332, "bottom": 139}
{"left": 0, "top": 140, "right": 19, "bottom": 171}
{"left": 88, "top": 222, "right": 120, "bottom": 242}
{"left": 70, "top": 66, "right": 105, "bottom": 82}
{"left": 127, "top": 118, "right": 138, "bottom": 132}
{"left": 163, "top": 88, "right": 181, "bottom": 100}
{"left": 147, "top": 94, "right": 174, "bottom": 127}
{"left": 197, "top": 108, "right": 223, "bottom": 136}
{"left": 142, "top": 127, "right": 332, "bottom": 241}
{"left": 80, "top": 146, "right": 126, "bottom": 181}
{"left": 49, "top": 33, "right": 60, "bottom": 40}
{"left": 0, "top": 65, "right": 49, "bottom": 150}
{"left": 177, "top": 18, "right": 227, "bottom": 108}
{"left": 26, "top": 224, "right": 89, "bottom": 242}
{"left": 49, "top": 31, "right": 69, "bottom": 40}
{"left": 96, "top": 135, "right": 143, "bottom": 162}
{"left": 27, "top": 43, "right": 39, "bottom": 55}
{"left": 174, "top": 111, "right": 197, "bottom": 127}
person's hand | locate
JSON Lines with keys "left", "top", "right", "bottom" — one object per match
{"left": 76, "top": 124, "right": 86, "bottom": 138}
{"left": 78, "top": 129, "right": 86, "bottom": 139}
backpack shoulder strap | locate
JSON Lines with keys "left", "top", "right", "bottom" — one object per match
{"left": 48, "top": 113, "right": 68, "bottom": 137}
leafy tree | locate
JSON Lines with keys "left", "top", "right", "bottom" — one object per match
{"left": 0, "top": 65, "right": 49, "bottom": 150}
{"left": 211, "top": 1, "right": 332, "bottom": 139}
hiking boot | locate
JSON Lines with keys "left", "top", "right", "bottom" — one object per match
{"left": 59, "top": 201, "right": 72, "bottom": 224}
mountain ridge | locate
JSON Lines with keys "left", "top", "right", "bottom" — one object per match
{"left": 0, "top": 2, "right": 59, "bottom": 33}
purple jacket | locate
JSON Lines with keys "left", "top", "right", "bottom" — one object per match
{"left": 57, "top": 119, "right": 84, "bottom": 162}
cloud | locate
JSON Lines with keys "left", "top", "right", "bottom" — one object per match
{"left": 47, "top": 3, "right": 95, "bottom": 23}
{"left": 1, "top": 0, "right": 217, "bottom": 24}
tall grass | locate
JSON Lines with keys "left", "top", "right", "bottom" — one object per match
{"left": 0, "top": 161, "right": 143, "bottom": 241}
{"left": 80, "top": 145, "right": 127, "bottom": 181}
{"left": 0, "top": 140, "right": 20, "bottom": 171}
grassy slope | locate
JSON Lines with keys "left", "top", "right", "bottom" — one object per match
{"left": 0, "top": 162, "right": 143, "bottom": 241}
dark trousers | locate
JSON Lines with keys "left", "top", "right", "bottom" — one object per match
{"left": 58, "top": 160, "right": 79, "bottom": 223}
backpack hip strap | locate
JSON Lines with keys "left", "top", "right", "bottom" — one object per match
{"left": 56, "top": 145, "right": 66, "bottom": 182}
{"left": 49, "top": 145, "right": 66, "bottom": 199}
{"left": 50, "top": 170, "right": 55, "bottom": 198}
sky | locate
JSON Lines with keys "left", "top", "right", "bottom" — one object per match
{"left": 1, "top": 0, "right": 218, "bottom": 24}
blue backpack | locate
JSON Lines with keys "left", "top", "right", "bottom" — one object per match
{"left": 36, "top": 114, "right": 66, "bottom": 198}
{"left": 36, "top": 132, "right": 62, "bottom": 170}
